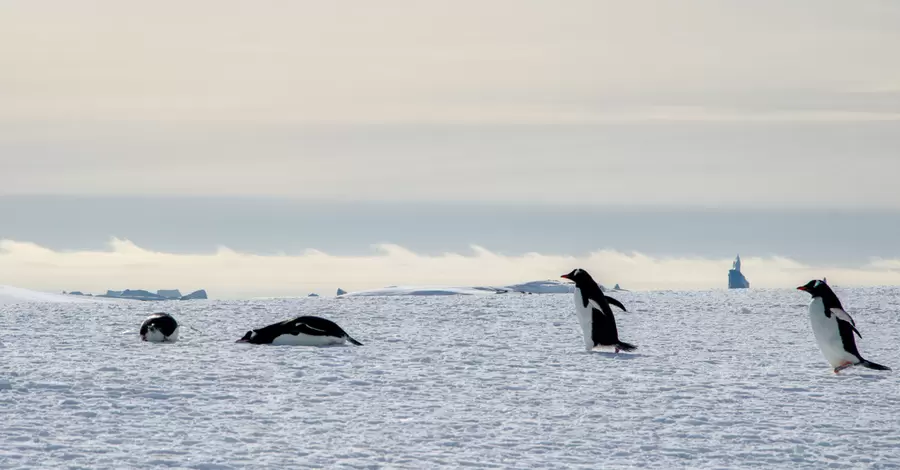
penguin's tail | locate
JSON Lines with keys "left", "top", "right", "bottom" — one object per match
{"left": 860, "top": 360, "right": 891, "bottom": 371}
{"left": 346, "top": 335, "right": 363, "bottom": 346}
{"left": 615, "top": 341, "right": 637, "bottom": 352}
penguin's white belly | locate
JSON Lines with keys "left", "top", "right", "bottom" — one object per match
{"left": 573, "top": 288, "right": 594, "bottom": 350}
{"left": 808, "top": 298, "right": 857, "bottom": 368}
{"left": 145, "top": 326, "right": 179, "bottom": 343}
{"left": 271, "top": 333, "right": 344, "bottom": 346}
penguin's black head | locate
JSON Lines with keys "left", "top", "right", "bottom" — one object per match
{"left": 236, "top": 331, "right": 253, "bottom": 343}
{"left": 561, "top": 268, "right": 594, "bottom": 285}
{"left": 797, "top": 279, "right": 830, "bottom": 297}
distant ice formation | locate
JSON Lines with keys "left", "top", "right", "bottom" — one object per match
{"left": 157, "top": 289, "right": 183, "bottom": 300}
{"left": 0, "top": 286, "right": 112, "bottom": 305}
{"left": 339, "top": 279, "right": 609, "bottom": 297}
{"left": 728, "top": 254, "right": 750, "bottom": 289}
{"left": 307, "top": 293, "right": 320, "bottom": 297}
{"left": 336, "top": 288, "right": 347, "bottom": 296}
{"left": 339, "top": 286, "right": 506, "bottom": 297}
{"left": 180, "top": 289, "right": 208, "bottom": 300}
{"left": 73, "top": 288, "right": 210, "bottom": 301}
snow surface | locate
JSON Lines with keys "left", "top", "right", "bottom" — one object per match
{"left": 2, "top": 287, "right": 900, "bottom": 468}
{"left": 340, "top": 279, "right": 585, "bottom": 297}
{"left": 0, "top": 286, "right": 115, "bottom": 306}
{"left": 339, "top": 285, "right": 509, "bottom": 297}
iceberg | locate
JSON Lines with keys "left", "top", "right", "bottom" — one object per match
{"left": 180, "top": 289, "right": 208, "bottom": 300}
{"left": 157, "top": 289, "right": 183, "bottom": 300}
{"left": 728, "top": 254, "right": 750, "bottom": 289}
{"left": 336, "top": 288, "right": 347, "bottom": 296}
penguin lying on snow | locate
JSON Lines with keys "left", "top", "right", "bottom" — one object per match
{"left": 797, "top": 279, "right": 890, "bottom": 373}
{"left": 140, "top": 313, "right": 179, "bottom": 343}
{"left": 561, "top": 268, "right": 636, "bottom": 353}
{"left": 237, "top": 316, "right": 363, "bottom": 346}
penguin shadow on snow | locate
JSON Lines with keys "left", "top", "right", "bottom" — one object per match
{"left": 588, "top": 350, "right": 645, "bottom": 360}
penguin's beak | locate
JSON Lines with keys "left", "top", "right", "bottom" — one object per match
{"left": 560, "top": 273, "right": 571, "bottom": 280}
{"left": 796, "top": 286, "right": 807, "bottom": 291}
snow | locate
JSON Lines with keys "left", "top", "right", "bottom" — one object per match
{"left": 339, "top": 285, "right": 509, "bottom": 297}
{"left": 1, "top": 287, "right": 899, "bottom": 468}
{"left": 0, "top": 285, "right": 115, "bottom": 306}
{"left": 340, "top": 279, "right": 586, "bottom": 296}
{"left": 505, "top": 279, "right": 576, "bottom": 294}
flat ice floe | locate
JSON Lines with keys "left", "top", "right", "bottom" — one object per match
{"left": 1, "top": 287, "right": 899, "bottom": 468}
{"left": 0, "top": 285, "right": 115, "bottom": 306}
{"left": 339, "top": 279, "right": 591, "bottom": 296}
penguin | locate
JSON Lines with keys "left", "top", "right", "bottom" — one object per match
{"left": 561, "top": 268, "right": 636, "bottom": 353}
{"left": 797, "top": 279, "right": 890, "bottom": 373}
{"left": 236, "top": 315, "right": 363, "bottom": 346}
{"left": 139, "top": 313, "right": 179, "bottom": 343}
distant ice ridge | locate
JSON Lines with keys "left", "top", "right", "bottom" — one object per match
{"left": 0, "top": 285, "right": 115, "bottom": 305}
{"left": 338, "top": 279, "right": 620, "bottom": 297}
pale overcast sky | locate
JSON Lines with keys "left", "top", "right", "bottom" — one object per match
{"left": 2, "top": 0, "right": 899, "bottom": 206}
{"left": 1, "top": 1, "right": 899, "bottom": 295}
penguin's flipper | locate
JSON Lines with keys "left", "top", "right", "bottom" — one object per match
{"left": 830, "top": 308, "right": 857, "bottom": 326}
{"left": 835, "top": 316, "right": 862, "bottom": 339}
{"left": 605, "top": 296, "right": 627, "bottom": 312}
{"left": 587, "top": 299, "right": 608, "bottom": 314}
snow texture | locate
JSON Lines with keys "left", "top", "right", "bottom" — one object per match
{"left": 0, "top": 286, "right": 115, "bottom": 306}
{"left": 1, "top": 287, "right": 899, "bottom": 468}
{"left": 341, "top": 280, "right": 586, "bottom": 297}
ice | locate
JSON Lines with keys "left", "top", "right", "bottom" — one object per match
{"left": 0, "top": 285, "right": 115, "bottom": 306}
{"left": 1, "top": 287, "right": 898, "bottom": 468}
{"left": 340, "top": 285, "right": 507, "bottom": 297}
{"left": 341, "top": 279, "right": 590, "bottom": 296}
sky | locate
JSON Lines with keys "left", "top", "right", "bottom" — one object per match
{"left": 1, "top": 1, "right": 899, "bottom": 297}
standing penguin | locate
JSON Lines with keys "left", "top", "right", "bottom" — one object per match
{"left": 797, "top": 279, "right": 890, "bottom": 373}
{"left": 140, "top": 313, "right": 179, "bottom": 343}
{"left": 561, "top": 268, "right": 636, "bottom": 353}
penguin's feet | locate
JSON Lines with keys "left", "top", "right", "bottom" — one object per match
{"left": 833, "top": 362, "right": 855, "bottom": 374}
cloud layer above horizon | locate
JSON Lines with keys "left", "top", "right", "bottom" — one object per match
{"left": 1, "top": 238, "right": 898, "bottom": 299}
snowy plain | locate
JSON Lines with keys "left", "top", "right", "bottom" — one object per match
{"left": 1, "top": 287, "right": 899, "bottom": 469}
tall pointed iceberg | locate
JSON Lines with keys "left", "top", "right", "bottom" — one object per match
{"left": 728, "top": 254, "right": 750, "bottom": 289}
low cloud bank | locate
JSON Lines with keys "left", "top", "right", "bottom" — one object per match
{"left": 1, "top": 238, "right": 898, "bottom": 299}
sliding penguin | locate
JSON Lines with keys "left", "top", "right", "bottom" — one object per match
{"left": 561, "top": 268, "right": 636, "bottom": 353}
{"left": 237, "top": 315, "right": 363, "bottom": 346}
{"left": 140, "top": 313, "right": 179, "bottom": 343}
{"left": 797, "top": 279, "right": 890, "bottom": 373}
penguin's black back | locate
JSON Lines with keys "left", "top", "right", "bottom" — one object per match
{"left": 246, "top": 316, "right": 351, "bottom": 344}
{"left": 140, "top": 313, "right": 178, "bottom": 337}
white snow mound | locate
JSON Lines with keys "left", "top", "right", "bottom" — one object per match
{"left": 0, "top": 286, "right": 112, "bottom": 306}
{"left": 339, "top": 279, "right": 609, "bottom": 297}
